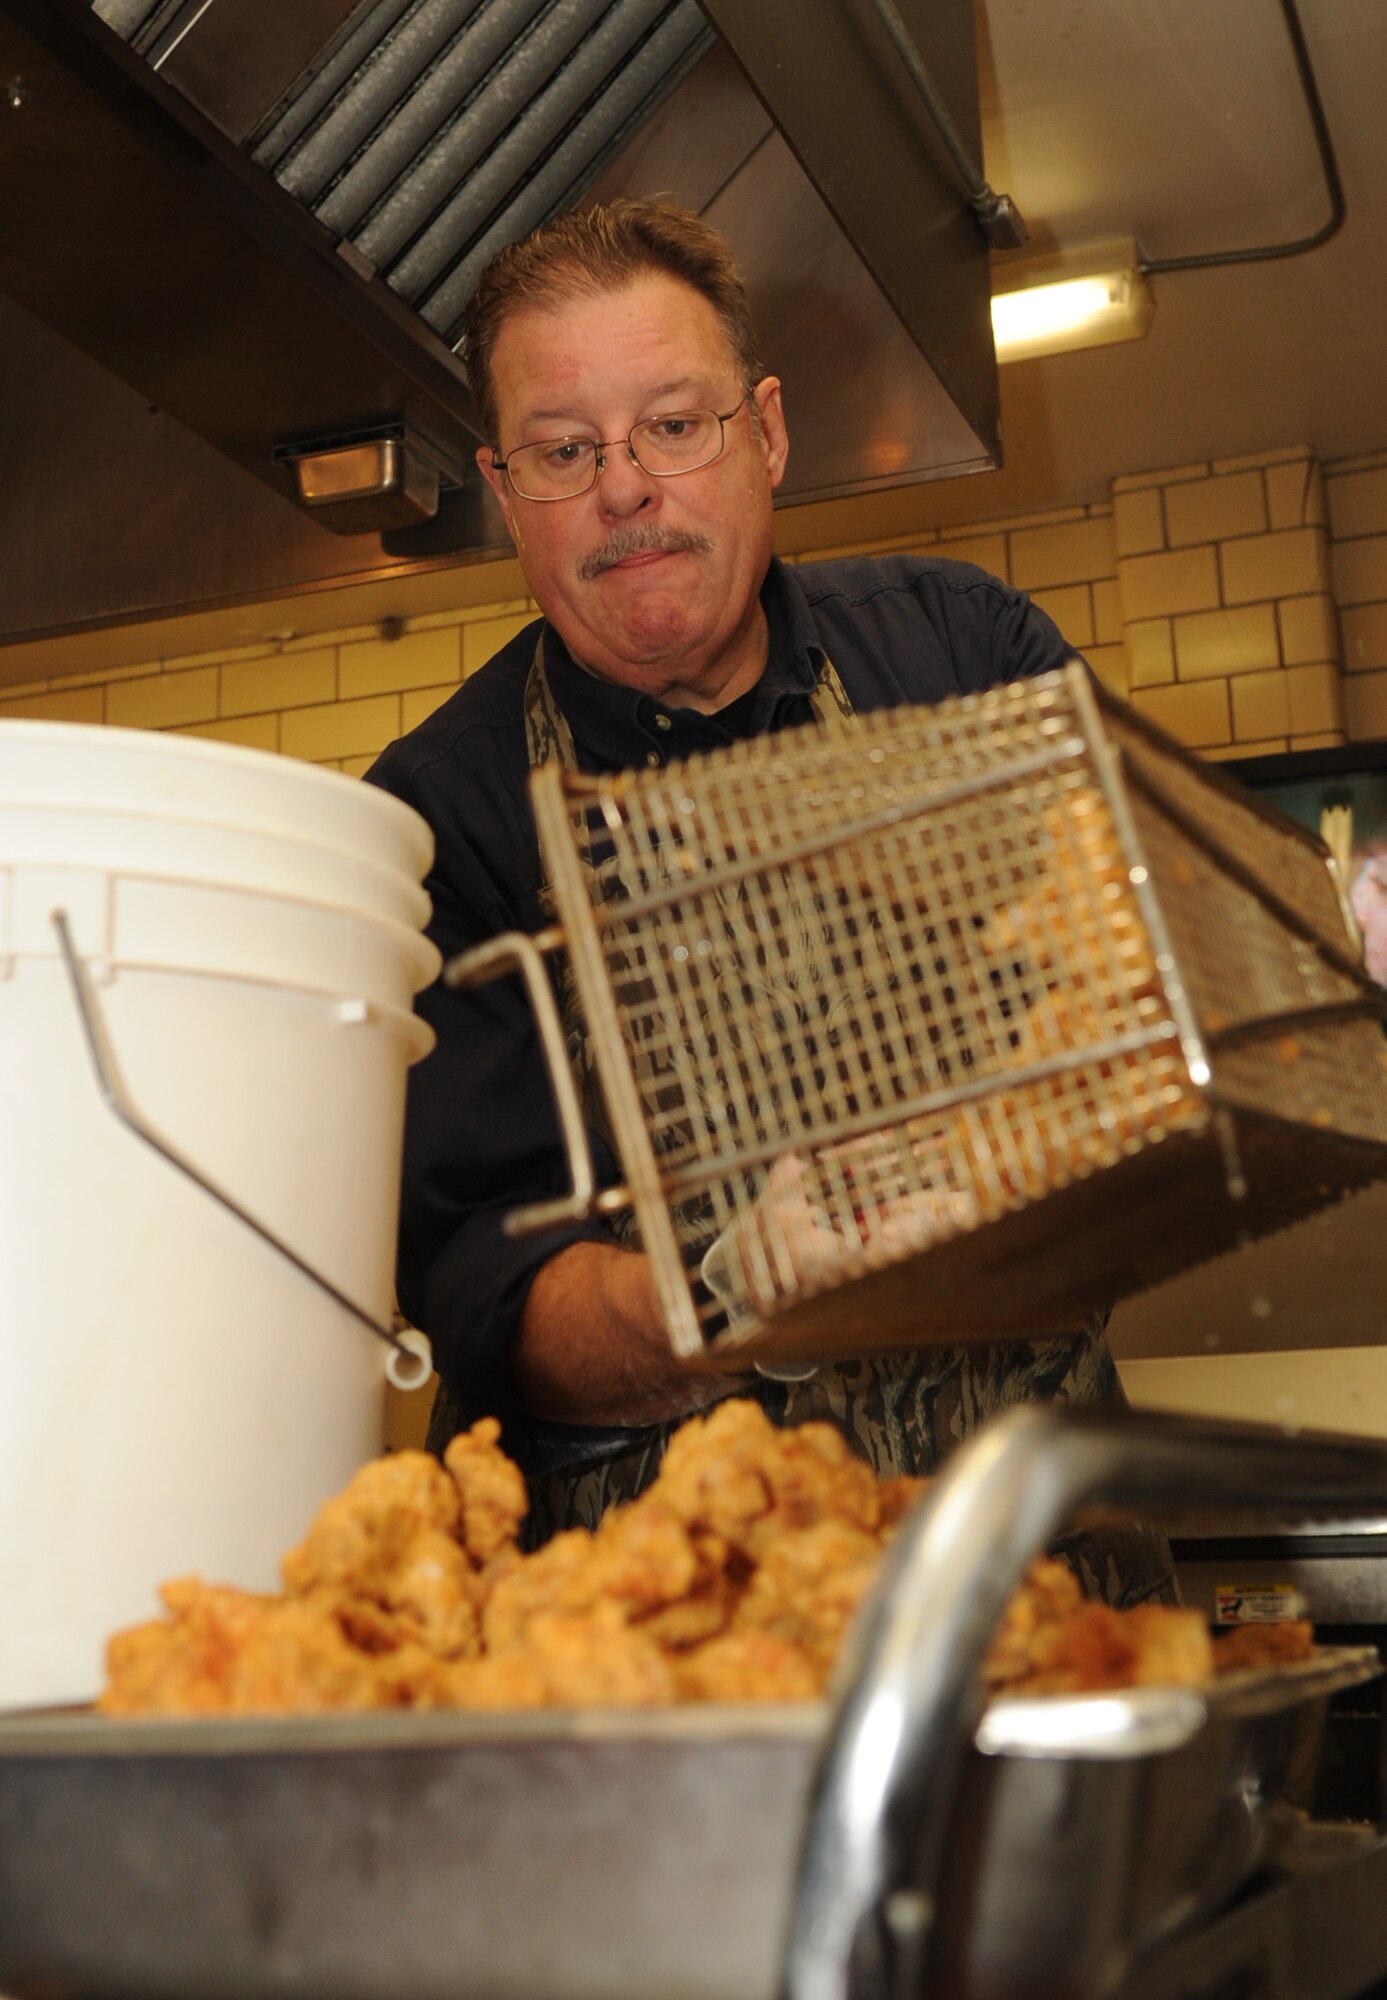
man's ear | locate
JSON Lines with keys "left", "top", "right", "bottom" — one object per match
{"left": 754, "top": 377, "right": 790, "bottom": 493}
{"left": 476, "top": 444, "right": 520, "bottom": 547}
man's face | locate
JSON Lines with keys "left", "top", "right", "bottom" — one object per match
{"left": 476, "top": 272, "right": 789, "bottom": 707}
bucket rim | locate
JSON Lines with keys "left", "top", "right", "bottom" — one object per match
{"left": 11, "top": 870, "right": 444, "bottom": 986}
{"left": 0, "top": 796, "right": 432, "bottom": 928}
{"left": 0, "top": 719, "right": 432, "bottom": 874}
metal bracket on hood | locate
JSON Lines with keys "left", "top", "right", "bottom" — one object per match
{"left": 285, "top": 433, "right": 443, "bottom": 535}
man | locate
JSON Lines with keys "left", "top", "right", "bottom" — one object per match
{"left": 367, "top": 198, "right": 1169, "bottom": 1598}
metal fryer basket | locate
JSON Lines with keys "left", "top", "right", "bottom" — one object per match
{"left": 452, "top": 663, "right": 1387, "bottom": 1370}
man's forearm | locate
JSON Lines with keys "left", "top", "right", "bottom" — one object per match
{"left": 514, "top": 1241, "right": 740, "bottom": 1425}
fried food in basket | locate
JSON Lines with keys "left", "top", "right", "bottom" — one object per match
{"left": 695, "top": 784, "right": 1212, "bottom": 1329}
{"left": 1211, "top": 1618, "right": 1316, "bottom": 1674}
{"left": 975, "top": 786, "right": 1205, "bottom": 1191}
{"left": 984, "top": 1580, "right": 1215, "bottom": 1696}
{"left": 102, "top": 1579, "right": 392, "bottom": 1717}
{"left": 98, "top": 1402, "right": 1310, "bottom": 1718}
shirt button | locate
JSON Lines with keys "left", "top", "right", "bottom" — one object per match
{"left": 654, "top": 712, "right": 672, "bottom": 731}
{"left": 646, "top": 750, "right": 662, "bottom": 768}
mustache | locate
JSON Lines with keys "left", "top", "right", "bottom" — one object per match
{"left": 579, "top": 524, "right": 713, "bottom": 580}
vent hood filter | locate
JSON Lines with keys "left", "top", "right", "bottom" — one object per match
{"left": 254, "top": 0, "right": 714, "bottom": 345}
{"left": 89, "top": 0, "right": 714, "bottom": 350}
{"left": 0, "top": 0, "right": 999, "bottom": 641}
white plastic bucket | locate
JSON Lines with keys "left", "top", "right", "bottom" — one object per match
{"left": 0, "top": 721, "right": 441, "bottom": 1709}
{"left": 0, "top": 721, "right": 433, "bottom": 881}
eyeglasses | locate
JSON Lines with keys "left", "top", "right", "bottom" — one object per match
{"left": 491, "top": 395, "right": 751, "bottom": 502}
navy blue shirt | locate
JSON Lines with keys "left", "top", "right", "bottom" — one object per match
{"left": 365, "top": 553, "right": 1079, "bottom": 1445}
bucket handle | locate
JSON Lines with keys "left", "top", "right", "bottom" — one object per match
{"left": 51, "top": 908, "right": 433, "bottom": 1394}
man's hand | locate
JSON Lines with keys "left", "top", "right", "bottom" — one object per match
{"left": 701, "top": 1156, "right": 851, "bottom": 1327}
{"left": 514, "top": 1241, "right": 742, "bottom": 1426}
{"left": 702, "top": 1151, "right": 978, "bottom": 1327}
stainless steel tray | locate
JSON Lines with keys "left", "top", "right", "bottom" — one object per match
{"left": 951, "top": 1647, "right": 1380, "bottom": 1999}
{"left": 0, "top": 1648, "right": 1376, "bottom": 2000}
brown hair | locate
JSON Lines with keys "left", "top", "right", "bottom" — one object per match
{"left": 461, "top": 197, "right": 763, "bottom": 445}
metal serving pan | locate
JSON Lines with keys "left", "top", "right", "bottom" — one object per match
{"left": 0, "top": 1647, "right": 1376, "bottom": 2000}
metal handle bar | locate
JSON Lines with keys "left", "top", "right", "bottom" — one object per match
{"left": 782, "top": 1402, "right": 1387, "bottom": 2000}
{"left": 52, "top": 908, "right": 432, "bottom": 1391}
{"left": 445, "top": 927, "right": 614, "bottom": 1234}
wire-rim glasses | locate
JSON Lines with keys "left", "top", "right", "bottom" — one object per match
{"left": 491, "top": 394, "right": 751, "bottom": 502}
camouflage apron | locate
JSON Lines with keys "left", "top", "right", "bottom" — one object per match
{"left": 429, "top": 633, "right": 1175, "bottom": 1608}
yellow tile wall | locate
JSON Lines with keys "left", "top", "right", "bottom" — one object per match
{"left": 0, "top": 599, "right": 535, "bottom": 769}
{"left": 1112, "top": 447, "right": 1358, "bottom": 753}
{"left": 1127, "top": 676, "right": 1232, "bottom": 749}
{"left": 1327, "top": 449, "right": 1387, "bottom": 747}
{"left": 1173, "top": 604, "right": 1279, "bottom": 681}
{"left": 4, "top": 446, "right": 1386, "bottom": 773}
{"left": 1164, "top": 469, "right": 1267, "bottom": 549}
{"left": 1118, "top": 545, "right": 1223, "bottom": 622}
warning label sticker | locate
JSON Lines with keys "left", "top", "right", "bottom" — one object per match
{"left": 1214, "top": 1583, "right": 1307, "bottom": 1626}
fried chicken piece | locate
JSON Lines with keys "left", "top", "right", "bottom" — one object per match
{"left": 1120, "top": 1604, "right": 1216, "bottom": 1688}
{"left": 631, "top": 1533, "right": 744, "bottom": 1649}
{"left": 878, "top": 1475, "right": 930, "bottom": 1532}
{"left": 99, "top": 1578, "right": 269, "bottom": 1716}
{"left": 483, "top": 1495, "right": 700, "bottom": 1654}
{"left": 98, "top": 1578, "right": 390, "bottom": 1716}
{"left": 362, "top": 1639, "right": 476, "bottom": 1709}
{"left": 521, "top": 1604, "right": 678, "bottom": 1706}
{"left": 282, "top": 1450, "right": 462, "bottom": 1577}
{"left": 674, "top": 1631, "right": 821, "bottom": 1703}
{"left": 97, "top": 1402, "right": 1319, "bottom": 1721}
{"left": 655, "top": 1399, "right": 883, "bottom": 1559}
{"left": 481, "top": 1408, "right": 890, "bottom": 1687}
{"left": 1212, "top": 1620, "right": 1316, "bottom": 1674}
{"left": 215, "top": 1597, "right": 403, "bottom": 1713}
{"left": 457, "top": 1604, "right": 677, "bottom": 1710}
{"left": 730, "top": 1520, "right": 884, "bottom": 1675}
{"left": 652, "top": 1401, "right": 780, "bottom": 1546}
{"left": 282, "top": 1448, "right": 486, "bottom": 1660}
{"left": 427, "top": 1650, "right": 552, "bottom": 1711}
{"left": 982, "top": 1557, "right": 1087, "bottom": 1689}
{"left": 634, "top": 1582, "right": 741, "bottom": 1650}
{"left": 985, "top": 1552, "right": 1217, "bottom": 1695}
{"left": 741, "top": 1424, "right": 886, "bottom": 1562}
{"left": 993, "top": 1599, "right": 1214, "bottom": 1696}
{"left": 443, "top": 1417, "right": 528, "bottom": 1566}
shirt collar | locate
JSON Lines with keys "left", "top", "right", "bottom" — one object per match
{"left": 760, "top": 555, "right": 829, "bottom": 697}
{"left": 541, "top": 557, "right": 827, "bottom": 762}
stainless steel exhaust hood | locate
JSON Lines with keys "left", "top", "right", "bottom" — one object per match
{"left": 0, "top": 0, "right": 999, "bottom": 645}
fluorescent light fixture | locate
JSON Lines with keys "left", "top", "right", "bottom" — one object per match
{"left": 991, "top": 238, "right": 1154, "bottom": 364}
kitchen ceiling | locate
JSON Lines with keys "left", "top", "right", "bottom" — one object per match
{"left": 886, "top": 0, "right": 1387, "bottom": 537}
{"left": 1, "top": 0, "right": 1384, "bottom": 679}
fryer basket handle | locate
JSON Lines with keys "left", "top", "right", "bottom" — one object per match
{"left": 444, "top": 928, "right": 606, "bottom": 1233}
{"left": 783, "top": 1404, "right": 1387, "bottom": 2000}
